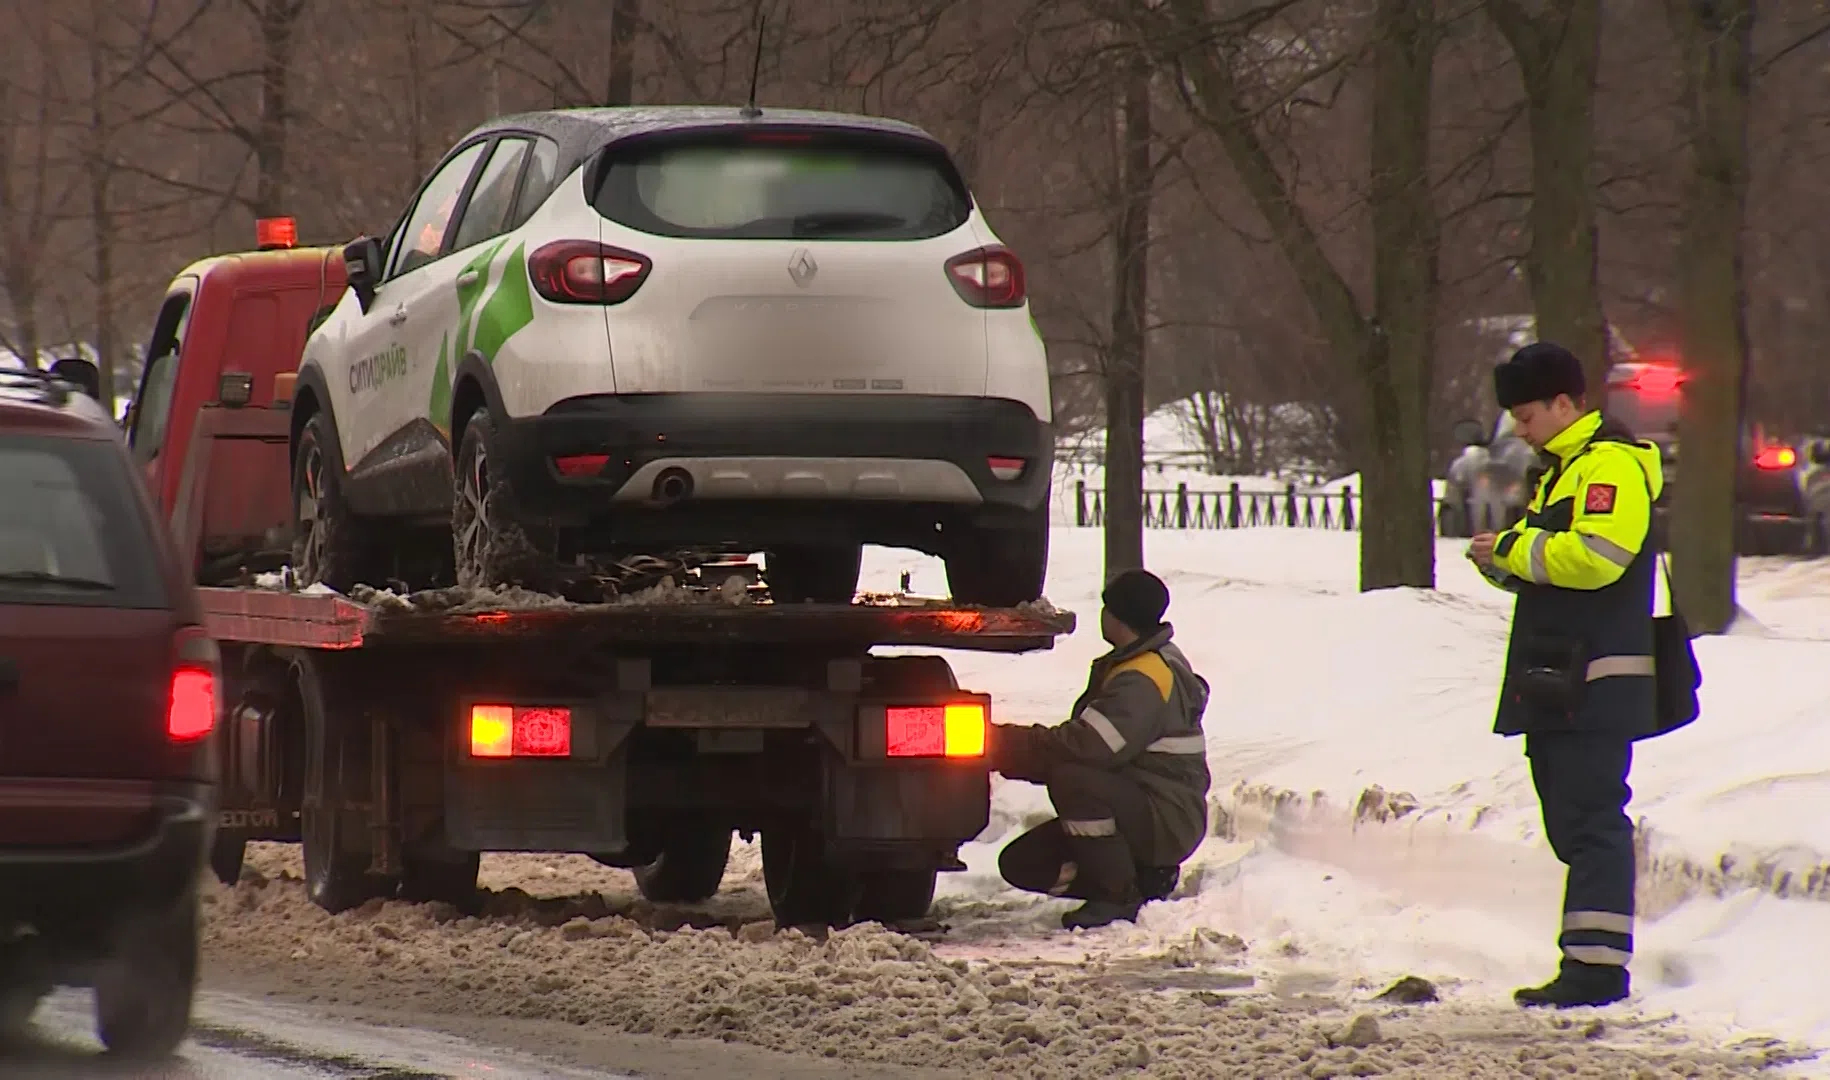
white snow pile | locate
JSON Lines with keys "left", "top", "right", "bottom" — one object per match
{"left": 858, "top": 530, "right": 1830, "bottom": 1065}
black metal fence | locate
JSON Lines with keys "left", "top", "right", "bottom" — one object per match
{"left": 1073, "top": 480, "right": 1361, "bottom": 531}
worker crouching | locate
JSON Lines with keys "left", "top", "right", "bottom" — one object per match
{"left": 990, "top": 569, "right": 1211, "bottom": 930}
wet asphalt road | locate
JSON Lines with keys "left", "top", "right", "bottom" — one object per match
{"left": 4, "top": 989, "right": 626, "bottom": 1079}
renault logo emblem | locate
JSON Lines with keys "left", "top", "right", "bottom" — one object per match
{"left": 787, "top": 248, "right": 818, "bottom": 287}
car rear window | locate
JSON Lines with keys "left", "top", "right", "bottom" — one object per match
{"left": 593, "top": 133, "right": 971, "bottom": 241}
{"left": 1606, "top": 387, "right": 1679, "bottom": 441}
{"left": 0, "top": 434, "right": 167, "bottom": 609}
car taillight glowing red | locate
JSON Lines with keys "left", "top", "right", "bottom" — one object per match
{"left": 168, "top": 627, "right": 219, "bottom": 742}
{"left": 528, "top": 240, "right": 651, "bottom": 304}
{"left": 469, "top": 704, "right": 572, "bottom": 758}
{"left": 945, "top": 246, "right": 1026, "bottom": 309}
{"left": 553, "top": 453, "right": 610, "bottom": 477}
{"left": 1623, "top": 367, "right": 1685, "bottom": 396}
{"left": 1755, "top": 445, "right": 1797, "bottom": 470}
{"left": 886, "top": 703, "right": 986, "bottom": 758}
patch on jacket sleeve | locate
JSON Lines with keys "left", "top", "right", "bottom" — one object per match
{"left": 1585, "top": 483, "right": 1617, "bottom": 514}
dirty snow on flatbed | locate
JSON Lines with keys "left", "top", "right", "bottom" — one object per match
{"left": 200, "top": 527, "right": 1830, "bottom": 1077}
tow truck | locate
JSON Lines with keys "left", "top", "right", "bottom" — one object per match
{"left": 115, "top": 223, "right": 1073, "bottom": 926}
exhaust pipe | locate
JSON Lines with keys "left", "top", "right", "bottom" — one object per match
{"left": 652, "top": 467, "right": 694, "bottom": 505}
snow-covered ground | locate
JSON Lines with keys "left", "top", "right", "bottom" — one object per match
{"left": 860, "top": 529, "right": 1830, "bottom": 1065}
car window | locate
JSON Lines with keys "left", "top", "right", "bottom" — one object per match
{"left": 129, "top": 288, "right": 194, "bottom": 462}
{"left": 391, "top": 141, "right": 489, "bottom": 277}
{"left": 451, "top": 138, "right": 532, "bottom": 253}
{"left": 507, "top": 138, "right": 560, "bottom": 230}
{"left": 594, "top": 133, "right": 970, "bottom": 240}
{"left": 0, "top": 435, "right": 167, "bottom": 609}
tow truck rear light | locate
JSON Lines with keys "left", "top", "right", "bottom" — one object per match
{"left": 554, "top": 453, "right": 610, "bottom": 477}
{"left": 528, "top": 240, "right": 651, "bottom": 305}
{"left": 1755, "top": 445, "right": 1797, "bottom": 470}
{"left": 168, "top": 627, "right": 219, "bottom": 743}
{"left": 945, "top": 246, "right": 1026, "bottom": 309}
{"left": 987, "top": 456, "right": 1026, "bottom": 481}
{"left": 469, "top": 704, "right": 572, "bottom": 758}
{"left": 886, "top": 703, "right": 987, "bottom": 758}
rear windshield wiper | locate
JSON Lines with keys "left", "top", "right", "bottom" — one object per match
{"left": 0, "top": 570, "right": 115, "bottom": 591}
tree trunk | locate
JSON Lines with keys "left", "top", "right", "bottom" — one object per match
{"left": 605, "top": 0, "right": 641, "bottom": 106}
{"left": 89, "top": 0, "right": 117, "bottom": 409}
{"left": 1104, "top": 60, "right": 1153, "bottom": 577}
{"left": 1665, "top": 0, "right": 1753, "bottom": 634}
{"left": 1362, "top": 0, "right": 1440, "bottom": 591}
{"left": 1487, "top": 1, "right": 1608, "bottom": 391}
{"left": 404, "top": 0, "right": 426, "bottom": 174}
{"left": 252, "top": 0, "right": 303, "bottom": 217}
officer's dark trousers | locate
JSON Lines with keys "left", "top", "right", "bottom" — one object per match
{"left": 1527, "top": 732, "right": 1636, "bottom": 971}
{"left": 998, "top": 763, "right": 1154, "bottom": 904}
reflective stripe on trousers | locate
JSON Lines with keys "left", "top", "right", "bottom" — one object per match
{"left": 1561, "top": 909, "right": 1634, "bottom": 966}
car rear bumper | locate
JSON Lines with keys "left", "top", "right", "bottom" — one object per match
{"left": 0, "top": 780, "right": 214, "bottom": 929}
{"left": 485, "top": 392, "right": 1053, "bottom": 545}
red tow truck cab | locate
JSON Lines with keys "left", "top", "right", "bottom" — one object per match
{"left": 125, "top": 224, "right": 344, "bottom": 581}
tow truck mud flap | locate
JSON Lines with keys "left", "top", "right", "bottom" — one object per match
{"left": 827, "top": 765, "right": 990, "bottom": 847}
{"left": 444, "top": 698, "right": 635, "bottom": 853}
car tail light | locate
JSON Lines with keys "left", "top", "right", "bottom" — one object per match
{"left": 1755, "top": 445, "right": 1797, "bottom": 470}
{"left": 987, "top": 456, "right": 1026, "bottom": 481}
{"left": 168, "top": 627, "right": 220, "bottom": 742}
{"left": 886, "top": 703, "right": 987, "bottom": 758}
{"left": 528, "top": 240, "right": 651, "bottom": 304}
{"left": 1621, "top": 367, "right": 1686, "bottom": 396}
{"left": 469, "top": 704, "right": 572, "bottom": 758}
{"left": 945, "top": 246, "right": 1026, "bottom": 308}
{"left": 553, "top": 453, "right": 610, "bottom": 477}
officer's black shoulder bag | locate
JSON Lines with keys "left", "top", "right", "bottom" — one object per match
{"left": 1623, "top": 444, "right": 1701, "bottom": 738}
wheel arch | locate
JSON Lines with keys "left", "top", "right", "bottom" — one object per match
{"left": 449, "top": 350, "right": 508, "bottom": 459}
{"left": 289, "top": 362, "right": 340, "bottom": 472}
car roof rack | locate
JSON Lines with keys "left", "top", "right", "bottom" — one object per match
{"left": 0, "top": 367, "right": 77, "bottom": 409}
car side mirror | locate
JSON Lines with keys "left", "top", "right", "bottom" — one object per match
{"left": 1451, "top": 418, "right": 1486, "bottom": 447}
{"left": 49, "top": 357, "right": 102, "bottom": 401}
{"left": 342, "top": 235, "right": 384, "bottom": 313}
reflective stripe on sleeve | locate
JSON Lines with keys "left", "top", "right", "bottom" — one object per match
{"left": 1079, "top": 707, "right": 1127, "bottom": 754}
{"left": 1586, "top": 655, "right": 1655, "bottom": 681}
{"left": 1563, "top": 910, "right": 1634, "bottom": 935}
{"left": 1562, "top": 944, "right": 1632, "bottom": 966}
{"left": 1581, "top": 532, "right": 1636, "bottom": 568}
{"left": 1146, "top": 734, "right": 1207, "bottom": 755}
{"left": 1528, "top": 532, "right": 1551, "bottom": 583}
{"left": 1061, "top": 818, "right": 1118, "bottom": 837}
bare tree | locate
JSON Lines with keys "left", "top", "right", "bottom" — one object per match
{"left": 1104, "top": 56, "right": 1154, "bottom": 576}
{"left": 0, "top": 12, "right": 76, "bottom": 369}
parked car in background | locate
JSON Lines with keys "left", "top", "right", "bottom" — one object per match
{"left": 0, "top": 363, "right": 218, "bottom": 1058}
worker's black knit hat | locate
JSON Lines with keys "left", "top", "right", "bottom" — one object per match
{"left": 1102, "top": 569, "right": 1170, "bottom": 634}
{"left": 1494, "top": 342, "right": 1586, "bottom": 409}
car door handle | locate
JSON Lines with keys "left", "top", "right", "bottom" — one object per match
{"left": 456, "top": 269, "right": 480, "bottom": 287}
{"left": 388, "top": 305, "right": 407, "bottom": 327}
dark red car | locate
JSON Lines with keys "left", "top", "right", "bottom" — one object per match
{"left": 0, "top": 364, "right": 219, "bottom": 1058}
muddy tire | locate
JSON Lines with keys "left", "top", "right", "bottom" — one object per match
{"left": 401, "top": 852, "right": 481, "bottom": 909}
{"left": 856, "top": 869, "right": 938, "bottom": 924}
{"left": 93, "top": 891, "right": 198, "bottom": 1059}
{"left": 634, "top": 823, "right": 733, "bottom": 904}
{"left": 209, "top": 833, "right": 247, "bottom": 886}
{"left": 454, "top": 410, "right": 559, "bottom": 590}
{"left": 297, "top": 654, "right": 389, "bottom": 914}
{"left": 766, "top": 544, "right": 863, "bottom": 604}
{"left": 292, "top": 411, "right": 376, "bottom": 591}
{"left": 762, "top": 825, "right": 859, "bottom": 928}
{"left": 945, "top": 504, "right": 1048, "bottom": 607}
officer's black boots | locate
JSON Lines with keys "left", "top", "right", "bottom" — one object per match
{"left": 1061, "top": 899, "right": 1142, "bottom": 930}
{"left": 1137, "top": 865, "right": 1180, "bottom": 902}
{"left": 1513, "top": 960, "right": 1630, "bottom": 1009}
{"left": 1060, "top": 834, "right": 1144, "bottom": 929}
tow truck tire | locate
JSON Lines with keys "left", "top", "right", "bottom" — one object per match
{"left": 766, "top": 544, "right": 864, "bottom": 604}
{"left": 762, "top": 826, "right": 860, "bottom": 928}
{"left": 292, "top": 412, "right": 376, "bottom": 592}
{"left": 401, "top": 852, "right": 481, "bottom": 909}
{"left": 634, "top": 824, "right": 733, "bottom": 904}
{"left": 93, "top": 891, "right": 198, "bottom": 1059}
{"left": 454, "top": 410, "right": 559, "bottom": 591}
{"left": 945, "top": 504, "right": 1049, "bottom": 607}
{"left": 297, "top": 657, "right": 388, "bottom": 915}
{"left": 209, "top": 833, "right": 247, "bottom": 886}
{"left": 856, "top": 869, "right": 938, "bottom": 924}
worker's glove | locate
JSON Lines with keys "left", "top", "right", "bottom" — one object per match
{"left": 988, "top": 723, "right": 1052, "bottom": 784}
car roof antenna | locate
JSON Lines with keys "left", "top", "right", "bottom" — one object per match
{"left": 740, "top": 7, "right": 766, "bottom": 119}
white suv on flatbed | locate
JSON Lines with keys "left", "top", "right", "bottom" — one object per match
{"left": 290, "top": 106, "right": 1053, "bottom": 605}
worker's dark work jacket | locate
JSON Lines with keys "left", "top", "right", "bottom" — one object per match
{"left": 1486, "top": 411, "right": 1664, "bottom": 739}
{"left": 1002, "top": 625, "right": 1211, "bottom": 865}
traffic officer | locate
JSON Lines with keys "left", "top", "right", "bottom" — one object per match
{"left": 990, "top": 569, "right": 1211, "bottom": 930}
{"left": 1468, "top": 342, "right": 1664, "bottom": 1009}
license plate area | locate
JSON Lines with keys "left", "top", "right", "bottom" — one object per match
{"left": 645, "top": 688, "right": 812, "bottom": 729}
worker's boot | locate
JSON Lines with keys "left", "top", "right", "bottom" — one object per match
{"left": 1513, "top": 960, "right": 1629, "bottom": 1009}
{"left": 1137, "top": 865, "right": 1180, "bottom": 902}
{"left": 1059, "top": 834, "right": 1143, "bottom": 930}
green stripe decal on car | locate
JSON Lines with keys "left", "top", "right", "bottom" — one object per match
{"left": 429, "top": 240, "right": 536, "bottom": 431}
{"left": 471, "top": 243, "right": 534, "bottom": 364}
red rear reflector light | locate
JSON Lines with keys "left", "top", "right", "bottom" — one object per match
{"left": 554, "top": 453, "right": 610, "bottom": 477}
{"left": 167, "top": 669, "right": 216, "bottom": 742}
{"left": 886, "top": 703, "right": 986, "bottom": 758}
{"left": 987, "top": 456, "right": 1025, "bottom": 481}
{"left": 469, "top": 704, "right": 572, "bottom": 758}
{"left": 1755, "top": 446, "right": 1797, "bottom": 470}
{"left": 945, "top": 246, "right": 1026, "bottom": 309}
{"left": 528, "top": 241, "right": 651, "bottom": 305}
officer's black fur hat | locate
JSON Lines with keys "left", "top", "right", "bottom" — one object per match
{"left": 1494, "top": 342, "right": 1586, "bottom": 409}
{"left": 1102, "top": 569, "right": 1170, "bottom": 634}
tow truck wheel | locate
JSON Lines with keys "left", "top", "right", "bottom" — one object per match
{"left": 856, "top": 869, "right": 938, "bottom": 924}
{"left": 762, "top": 825, "right": 860, "bottom": 928}
{"left": 209, "top": 833, "right": 247, "bottom": 886}
{"left": 634, "top": 823, "right": 733, "bottom": 904}
{"left": 93, "top": 890, "right": 198, "bottom": 1059}
{"left": 765, "top": 545, "right": 863, "bottom": 604}
{"left": 400, "top": 852, "right": 481, "bottom": 909}
{"left": 454, "top": 410, "right": 559, "bottom": 591}
{"left": 296, "top": 656, "right": 388, "bottom": 914}
{"left": 292, "top": 412, "right": 374, "bottom": 592}
{"left": 945, "top": 504, "right": 1049, "bottom": 607}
